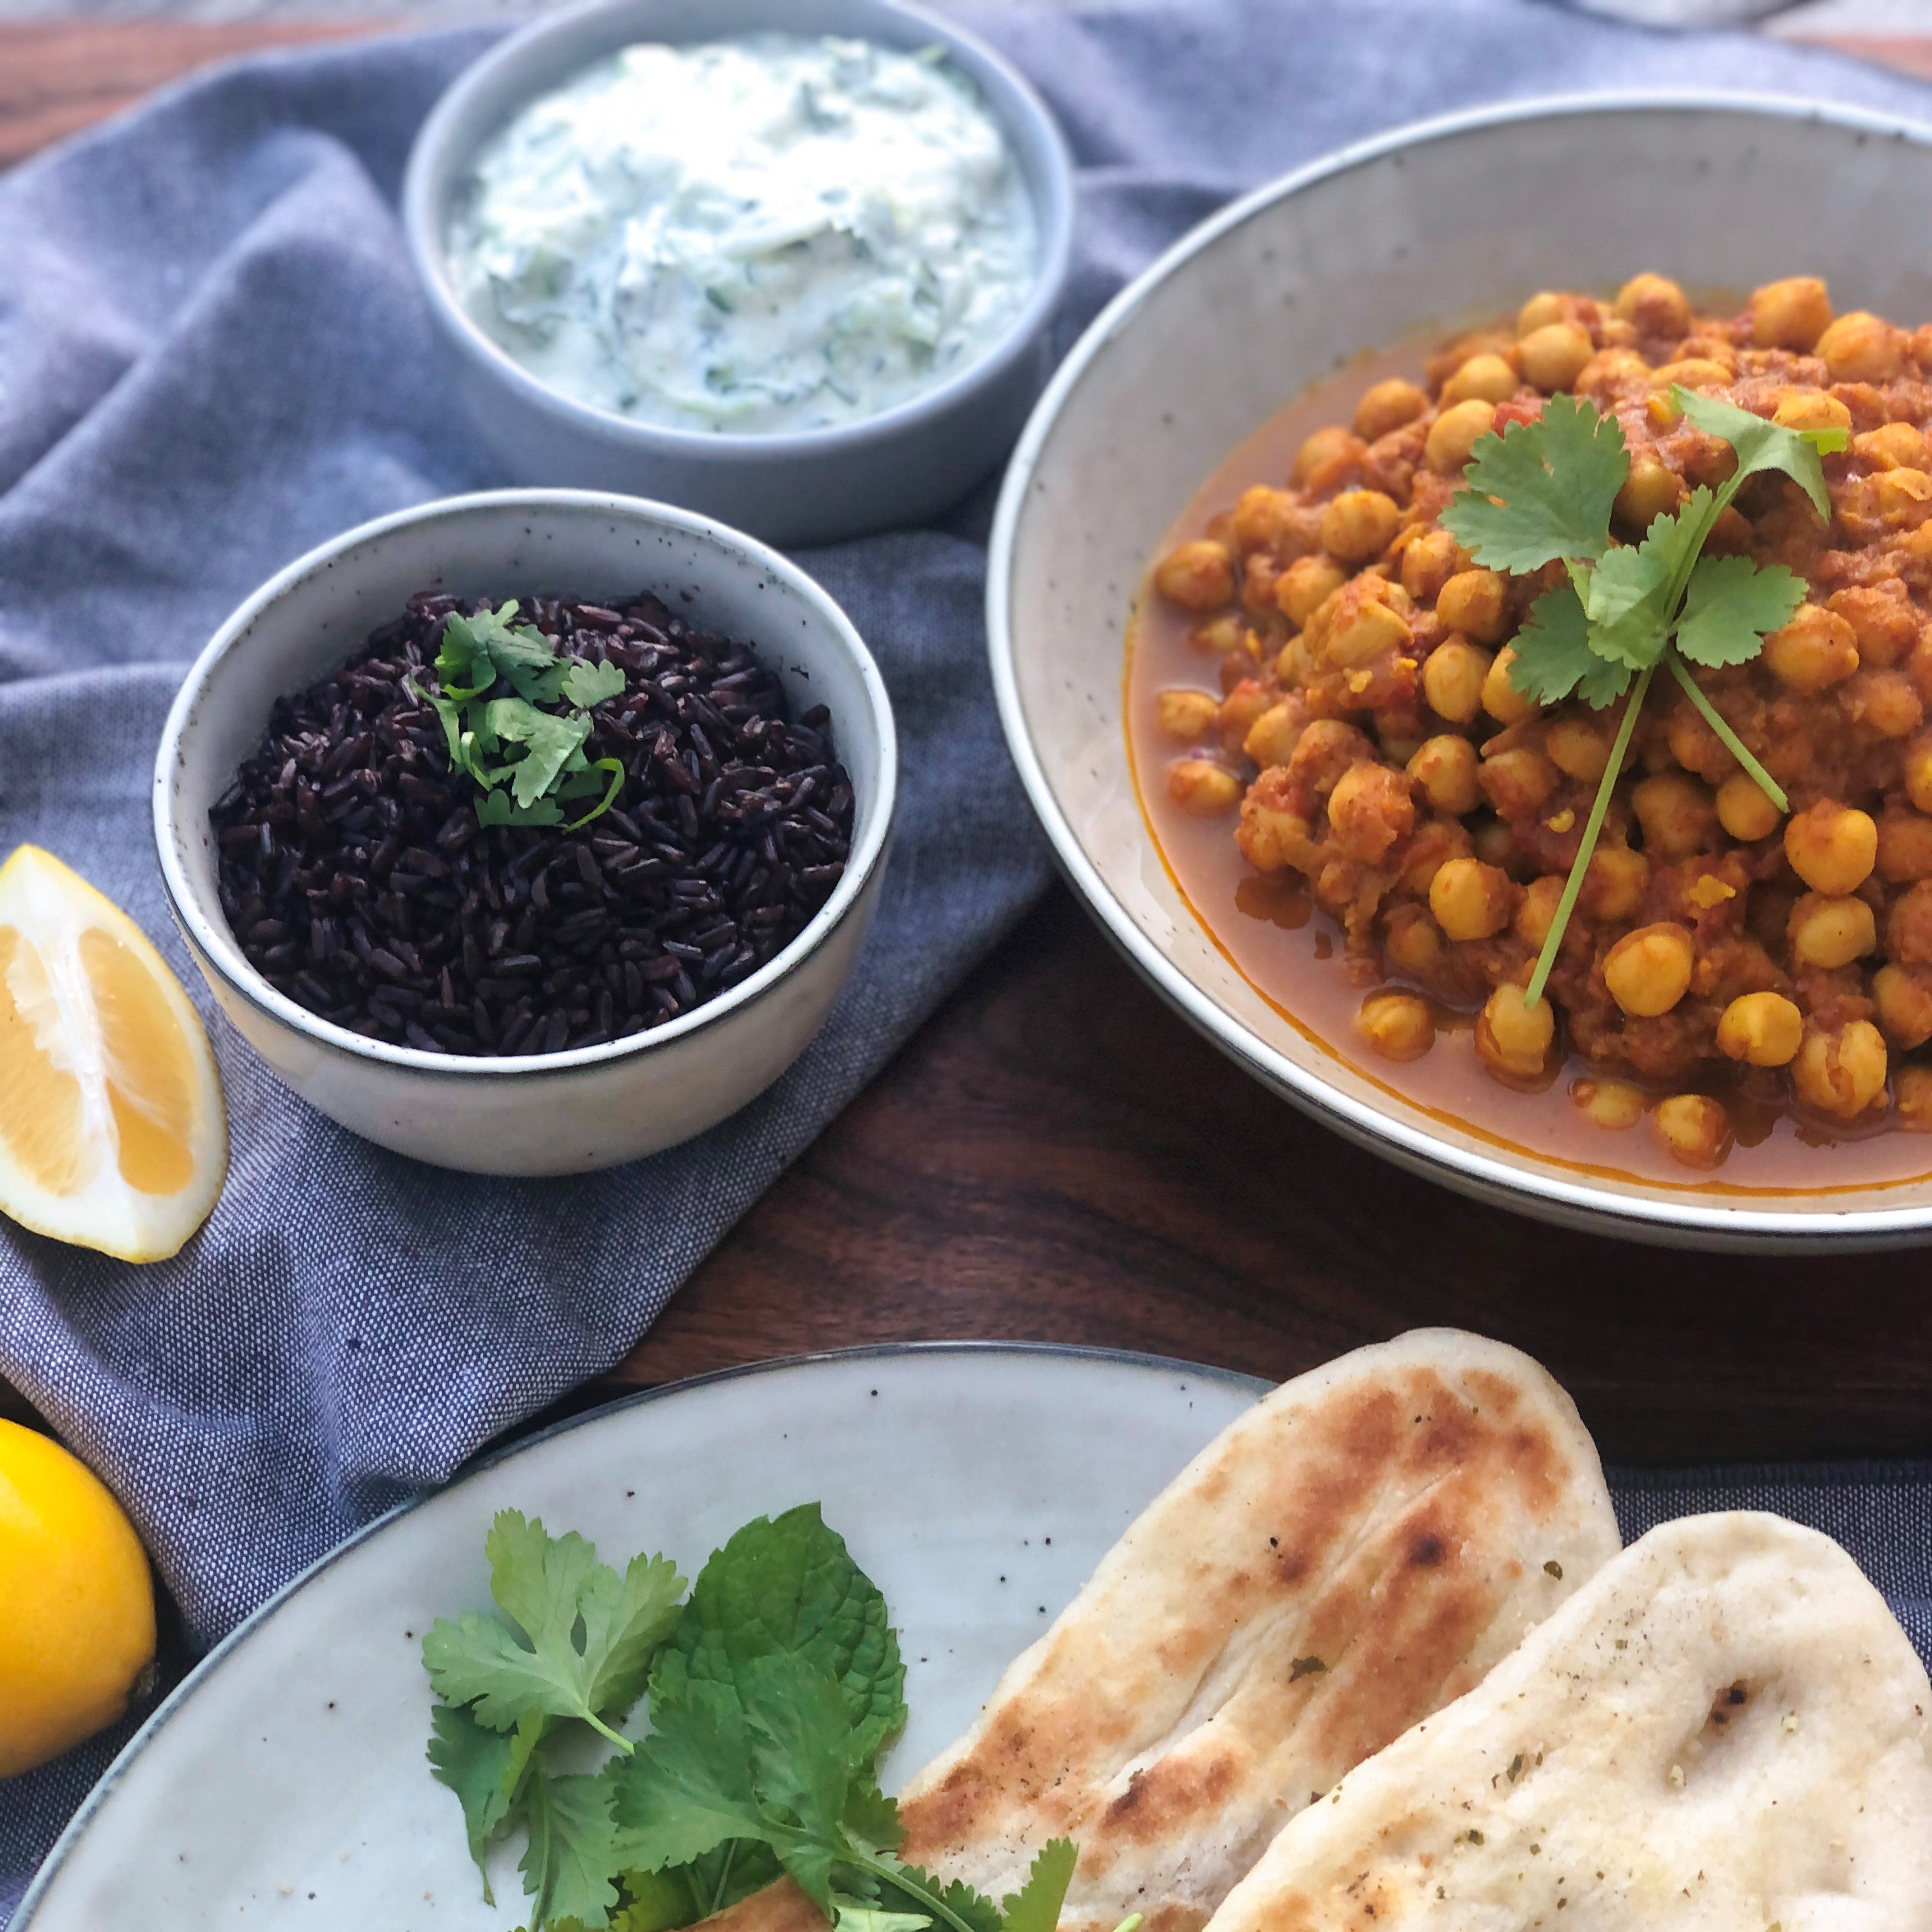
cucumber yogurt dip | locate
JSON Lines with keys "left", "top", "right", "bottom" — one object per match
{"left": 446, "top": 34, "right": 1040, "bottom": 436}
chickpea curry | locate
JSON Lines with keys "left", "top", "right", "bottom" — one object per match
{"left": 1131, "top": 273, "right": 1932, "bottom": 1184}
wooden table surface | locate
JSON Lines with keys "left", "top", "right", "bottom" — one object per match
{"left": 6, "top": 20, "right": 1932, "bottom": 1470}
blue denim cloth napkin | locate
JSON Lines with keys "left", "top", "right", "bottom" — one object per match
{"left": 5, "top": 0, "right": 1932, "bottom": 1913}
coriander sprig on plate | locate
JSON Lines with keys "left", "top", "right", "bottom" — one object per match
{"left": 423, "top": 1505, "right": 1087, "bottom": 1932}
{"left": 1439, "top": 387, "right": 1848, "bottom": 1008}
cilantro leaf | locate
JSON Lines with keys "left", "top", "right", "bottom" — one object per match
{"left": 999, "top": 1841, "right": 1080, "bottom": 1932}
{"left": 1439, "top": 394, "right": 1627, "bottom": 572}
{"left": 1675, "top": 554, "right": 1806, "bottom": 668}
{"left": 427, "top": 1702, "right": 517, "bottom": 1898}
{"left": 742, "top": 1655, "right": 862, "bottom": 1911}
{"left": 1583, "top": 489, "right": 1711, "bottom": 670}
{"left": 1505, "top": 583, "right": 1631, "bottom": 709}
{"left": 611, "top": 1868, "right": 708, "bottom": 1932}
{"left": 564, "top": 658, "right": 628, "bottom": 709}
{"left": 477, "top": 790, "right": 567, "bottom": 828}
{"left": 523, "top": 1770, "right": 622, "bottom": 1931}
{"left": 486, "top": 701, "right": 595, "bottom": 808}
{"left": 1673, "top": 387, "right": 1847, "bottom": 518}
{"left": 873, "top": 1863, "right": 1002, "bottom": 1932}
{"left": 580, "top": 1551, "right": 690, "bottom": 1723}
{"left": 834, "top": 1899, "right": 932, "bottom": 1932}
{"left": 652, "top": 1506, "right": 907, "bottom": 1761}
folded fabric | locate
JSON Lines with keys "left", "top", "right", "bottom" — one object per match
{"left": 5, "top": 0, "right": 1932, "bottom": 1918}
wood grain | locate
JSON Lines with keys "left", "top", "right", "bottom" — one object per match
{"left": 3, "top": 21, "right": 1932, "bottom": 1468}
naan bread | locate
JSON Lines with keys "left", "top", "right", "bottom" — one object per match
{"left": 714, "top": 1329, "right": 1619, "bottom": 1932}
{"left": 1204, "top": 1511, "right": 1932, "bottom": 1930}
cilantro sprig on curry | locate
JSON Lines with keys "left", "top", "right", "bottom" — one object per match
{"left": 1140, "top": 273, "right": 1932, "bottom": 1174}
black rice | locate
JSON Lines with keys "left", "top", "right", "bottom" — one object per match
{"left": 209, "top": 590, "right": 855, "bottom": 1055}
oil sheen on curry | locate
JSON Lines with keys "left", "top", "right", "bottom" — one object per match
{"left": 1128, "top": 273, "right": 1932, "bottom": 1187}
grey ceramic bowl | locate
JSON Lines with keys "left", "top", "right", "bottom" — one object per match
{"left": 402, "top": 0, "right": 1074, "bottom": 548}
{"left": 155, "top": 490, "right": 895, "bottom": 1175}
{"left": 990, "top": 92, "right": 1932, "bottom": 1252}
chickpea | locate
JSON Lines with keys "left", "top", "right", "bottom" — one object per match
{"left": 1716, "top": 990, "right": 1804, "bottom": 1067}
{"left": 1168, "top": 759, "right": 1241, "bottom": 816}
{"left": 1482, "top": 645, "right": 1539, "bottom": 726}
{"left": 1155, "top": 539, "right": 1235, "bottom": 611}
{"left": 1476, "top": 983, "right": 1555, "bottom": 1081}
{"left": 1514, "top": 875, "right": 1565, "bottom": 949}
{"left": 1614, "top": 272, "right": 1692, "bottom": 340}
{"left": 1896, "top": 1064, "right": 1932, "bottom": 1130}
{"left": 1816, "top": 310, "right": 1906, "bottom": 385}
{"left": 1327, "top": 761, "right": 1416, "bottom": 864}
{"left": 1230, "top": 485, "right": 1297, "bottom": 552}
{"left": 1576, "top": 348, "right": 1652, "bottom": 395}
{"left": 1574, "top": 1078, "right": 1645, "bottom": 1130}
{"left": 1218, "top": 681, "right": 1274, "bottom": 753}
{"left": 1906, "top": 735, "right": 1932, "bottom": 815}
{"left": 1243, "top": 700, "right": 1305, "bottom": 769}
{"left": 1238, "top": 792, "right": 1312, "bottom": 873}
{"left": 1400, "top": 528, "right": 1463, "bottom": 604}
{"left": 1275, "top": 554, "right": 1346, "bottom": 629}
{"left": 1326, "top": 595, "right": 1411, "bottom": 669}
{"left": 1471, "top": 818, "right": 1517, "bottom": 871}
{"left": 1827, "top": 585, "right": 1919, "bottom": 667}
{"left": 1436, "top": 569, "right": 1510, "bottom": 645}
{"left": 1540, "top": 715, "right": 1607, "bottom": 783}
{"left": 1845, "top": 668, "right": 1924, "bottom": 739}
{"left": 1791, "top": 1020, "right": 1889, "bottom": 1120}
{"left": 1604, "top": 922, "right": 1696, "bottom": 1018}
{"left": 1383, "top": 903, "right": 1445, "bottom": 979}
{"left": 1889, "top": 880, "right": 1932, "bottom": 964}
{"left": 1353, "top": 378, "right": 1429, "bottom": 441}
{"left": 1615, "top": 451, "right": 1684, "bottom": 530}
{"left": 1875, "top": 468, "right": 1932, "bottom": 528}
{"left": 1715, "top": 772, "right": 1783, "bottom": 843}
{"left": 1630, "top": 772, "right": 1718, "bottom": 860}
{"left": 1397, "top": 817, "right": 1471, "bottom": 895}
{"left": 1651, "top": 357, "right": 1733, "bottom": 394}
{"left": 1156, "top": 689, "right": 1220, "bottom": 742}
{"left": 1478, "top": 747, "right": 1560, "bottom": 819}
{"left": 1653, "top": 1094, "right": 1732, "bottom": 1170}
{"left": 1749, "top": 276, "right": 1833, "bottom": 351}
{"left": 1874, "top": 962, "right": 1932, "bottom": 1050}
{"left": 1782, "top": 801, "right": 1877, "bottom": 895}
{"left": 1788, "top": 891, "right": 1878, "bottom": 969}
{"left": 1425, "top": 399, "right": 1498, "bottom": 475}
{"left": 1854, "top": 422, "right": 1929, "bottom": 471}
{"left": 1516, "top": 291, "right": 1572, "bottom": 336}
{"left": 1765, "top": 604, "right": 1863, "bottom": 694}
{"left": 1423, "top": 638, "right": 1493, "bottom": 724}
{"left": 1241, "top": 552, "right": 1282, "bottom": 620}
{"left": 1772, "top": 388, "right": 1853, "bottom": 434}
{"left": 1580, "top": 843, "right": 1650, "bottom": 921}
{"left": 1188, "top": 615, "right": 1246, "bottom": 660}
{"left": 1320, "top": 489, "right": 1402, "bottom": 565}
{"left": 1878, "top": 808, "right": 1932, "bottom": 884}
{"left": 1516, "top": 322, "right": 1593, "bottom": 394}
{"left": 1358, "top": 990, "right": 1436, "bottom": 1062}
{"left": 1440, "top": 352, "right": 1519, "bottom": 408}
{"left": 1429, "top": 857, "right": 1515, "bottom": 940}
{"left": 1292, "top": 425, "right": 1363, "bottom": 489}
{"left": 1407, "top": 735, "right": 1482, "bottom": 816}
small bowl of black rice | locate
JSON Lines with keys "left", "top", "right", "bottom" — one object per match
{"left": 153, "top": 489, "right": 895, "bottom": 1174}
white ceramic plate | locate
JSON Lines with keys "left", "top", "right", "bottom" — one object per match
{"left": 15, "top": 1346, "right": 1263, "bottom": 1931}
{"left": 988, "top": 93, "right": 1932, "bottom": 1251}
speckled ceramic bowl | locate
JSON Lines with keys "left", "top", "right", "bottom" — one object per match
{"left": 155, "top": 490, "right": 895, "bottom": 1174}
{"left": 990, "top": 93, "right": 1932, "bottom": 1251}
{"left": 402, "top": 0, "right": 1074, "bottom": 547}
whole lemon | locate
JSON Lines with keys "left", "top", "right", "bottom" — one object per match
{"left": 0, "top": 1419, "right": 156, "bottom": 1777}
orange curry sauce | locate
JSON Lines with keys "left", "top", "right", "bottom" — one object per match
{"left": 1125, "top": 328, "right": 1932, "bottom": 1193}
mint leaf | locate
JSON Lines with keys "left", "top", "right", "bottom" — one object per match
{"left": 1506, "top": 583, "right": 1630, "bottom": 709}
{"left": 653, "top": 1506, "right": 907, "bottom": 1760}
{"left": 1673, "top": 387, "right": 1847, "bottom": 518}
{"left": 1440, "top": 394, "right": 1627, "bottom": 572}
{"left": 523, "top": 1770, "right": 622, "bottom": 1931}
{"left": 609, "top": 1680, "right": 786, "bottom": 1873}
{"left": 999, "top": 1841, "right": 1080, "bottom": 1932}
{"left": 428, "top": 1702, "right": 516, "bottom": 1898}
{"left": 1675, "top": 554, "right": 1806, "bottom": 668}
{"left": 564, "top": 658, "right": 628, "bottom": 709}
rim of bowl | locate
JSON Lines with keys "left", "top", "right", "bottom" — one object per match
{"left": 154, "top": 487, "right": 898, "bottom": 1082}
{"left": 401, "top": 0, "right": 1077, "bottom": 465}
{"left": 988, "top": 87, "right": 1932, "bottom": 1247}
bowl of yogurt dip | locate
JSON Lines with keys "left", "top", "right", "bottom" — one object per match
{"left": 404, "top": 0, "right": 1074, "bottom": 546}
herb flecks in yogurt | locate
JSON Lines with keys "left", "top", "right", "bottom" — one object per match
{"left": 448, "top": 34, "right": 1039, "bottom": 434}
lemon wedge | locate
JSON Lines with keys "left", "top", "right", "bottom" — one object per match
{"left": 0, "top": 846, "right": 226, "bottom": 1262}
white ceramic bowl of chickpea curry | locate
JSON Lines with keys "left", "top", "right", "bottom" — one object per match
{"left": 991, "top": 93, "right": 1932, "bottom": 1250}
